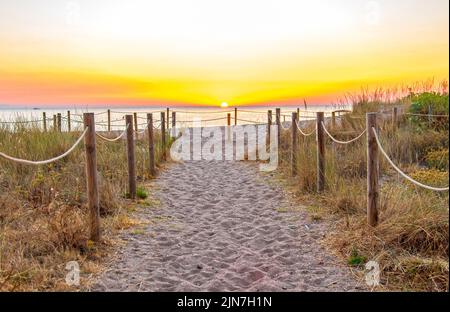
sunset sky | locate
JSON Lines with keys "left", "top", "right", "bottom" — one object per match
{"left": 0, "top": 0, "right": 448, "bottom": 107}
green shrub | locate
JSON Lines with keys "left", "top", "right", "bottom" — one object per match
{"left": 425, "top": 149, "right": 449, "bottom": 170}
{"left": 347, "top": 249, "right": 367, "bottom": 267}
{"left": 136, "top": 187, "right": 148, "bottom": 199}
{"left": 408, "top": 92, "right": 449, "bottom": 130}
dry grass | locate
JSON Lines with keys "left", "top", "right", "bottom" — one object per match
{"left": 0, "top": 120, "right": 168, "bottom": 291}
{"left": 277, "top": 85, "right": 449, "bottom": 291}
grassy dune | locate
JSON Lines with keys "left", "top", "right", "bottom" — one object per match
{"left": 277, "top": 89, "right": 449, "bottom": 291}
{"left": 0, "top": 121, "right": 167, "bottom": 290}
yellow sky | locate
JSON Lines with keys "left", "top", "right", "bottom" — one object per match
{"left": 0, "top": 0, "right": 448, "bottom": 107}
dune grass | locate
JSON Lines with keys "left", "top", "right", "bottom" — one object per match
{"left": 276, "top": 86, "right": 449, "bottom": 291}
{"left": 0, "top": 120, "right": 168, "bottom": 291}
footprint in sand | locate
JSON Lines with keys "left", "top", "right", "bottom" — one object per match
{"left": 91, "top": 160, "right": 365, "bottom": 292}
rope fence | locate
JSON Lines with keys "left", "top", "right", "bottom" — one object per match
{"left": 0, "top": 112, "right": 171, "bottom": 241}
{"left": 404, "top": 112, "right": 449, "bottom": 118}
{"left": 321, "top": 121, "right": 366, "bottom": 144}
{"left": 1, "top": 106, "right": 448, "bottom": 234}
{"left": 0, "top": 127, "right": 88, "bottom": 165}
{"left": 294, "top": 120, "right": 316, "bottom": 137}
{"left": 372, "top": 127, "right": 449, "bottom": 192}
{"left": 96, "top": 124, "right": 129, "bottom": 142}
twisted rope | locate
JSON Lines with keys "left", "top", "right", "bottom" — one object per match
{"left": 405, "top": 113, "right": 449, "bottom": 118}
{"left": 321, "top": 122, "right": 366, "bottom": 145}
{"left": 295, "top": 120, "right": 316, "bottom": 136}
{"left": 372, "top": 127, "right": 449, "bottom": 192}
{"left": 236, "top": 109, "right": 270, "bottom": 114}
{"left": 96, "top": 124, "right": 129, "bottom": 142}
{"left": 234, "top": 117, "right": 266, "bottom": 125}
{"left": 175, "top": 109, "right": 233, "bottom": 114}
{"left": 134, "top": 120, "right": 154, "bottom": 134}
{"left": 0, "top": 119, "right": 45, "bottom": 124}
{"left": 177, "top": 116, "right": 228, "bottom": 122}
{"left": 110, "top": 110, "right": 163, "bottom": 114}
{"left": 0, "top": 128, "right": 88, "bottom": 165}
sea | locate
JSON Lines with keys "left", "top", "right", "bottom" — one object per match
{"left": 0, "top": 105, "right": 350, "bottom": 131}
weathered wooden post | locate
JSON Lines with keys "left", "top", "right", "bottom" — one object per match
{"left": 133, "top": 112, "right": 138, "bottom": 132}
{"left": 43, "top": 112, "right": 47, "bottom": 132}
{"left": 392, "top": 107, "right": 398, "bottom": 130}
{"left": 332, "top": 111, "right": 336, "bottom": 129}
{"left": 275, "top": 108, "right": 281, "bottom": 148}
{"left": 166, "top": 108, "right": 170, "bottom": 129}
{"left": 53, "top": 115, "right": 57, "bottom": 131}
{"left": 234, "top": 107, "right": 238, "bottom": 125}
{"left": 366, "top": 113, "right": 379, "bottom": 227}
{"left": 107, "top": 109, "right": 111, "bottom": 132}
{"left": 227, "top": 113, "right": 231, "bottom": 142}
{"left": 172, "top": 111, "right": 176, "bottom": 137}
{"left": 125, "top": 115, "right": 136, "bottom": 199}
{"left": 67, "top": 110, "right": 71, "bottom": 132}
{"left": 297, "top": 107, "right": 300, "bottom": 117}
{"left": 161, "top": 112, "right": 166, "bottom": 161}
{"left": 292, "top": 112, "right": 298, "bottom": 176}
{"left": 267, "top": 110, "right": 272, "bottom": 146}
{"left": 57, "top": 113, "right": 62, "bottom": 132}
{"left": 316, "top": 112, "right": 325, "bottom": 192}
{"left": 147, "top": 113, "right": 156, "bottom": 176}
{"left": 83, "top": 113, "right": 100, "bottom": 241}
{"left": 428, "top": 105, "right": 432, "bottom": 125}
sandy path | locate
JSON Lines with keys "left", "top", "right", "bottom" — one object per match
{"left": 92, "top": 159, "right": 364, "bottom": 291}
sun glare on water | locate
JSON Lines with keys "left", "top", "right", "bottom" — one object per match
{"left": 220, "top": 102, "right": 229, "bottom": 108}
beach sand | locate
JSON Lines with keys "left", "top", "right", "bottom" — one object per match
{"left": 91, "top": 157, "right": 365, "bottom": 291}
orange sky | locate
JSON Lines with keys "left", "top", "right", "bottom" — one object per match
{"left": 0, "top": 0, "right": 448, "bottom": 107}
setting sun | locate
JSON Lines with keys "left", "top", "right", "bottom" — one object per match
{"left": 220, "top": 102, "right": 229, "bottom": 108}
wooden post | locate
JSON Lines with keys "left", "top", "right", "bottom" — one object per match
{"left": 292, "top": 112, "right": 298, "bottom": 176}
{"left": 332, "top": 112, "right": 336, "bottom": 129}
{"left": 234, "top": 107, "right": 238, "bottom": 125}
{"left": 147, "top": 113, "right": 156, "bottom": 176}
{"left": 172, "top": 111, "right": 176, "bottom": 137}
{"left": 297, "top": 107, "right": 300, "bottom": 117}
{"left": 43, "top": 112, "right": 47, "bottom": 132}
{"left": 316, "top": 112, "right": 325, "bottom": 192}
{"left": 83, "top": 113, "right": 100, "bottom": 241}
{"left": 392, "top": 107, "right": 398, "bottom": 130}
{"left": 57, "top": 113, "right": 62, "bottom": 132}
{"left": 67, "top": 110, "right": 71, "bottom": 132}
{"left": 125, "top": 115, "right": 136, "bottom": 199}
{"left": 275, "top": 108, "right": 281, "bottom": 147}
{"left": 267, "top": 110, "right": 272, "bottom": 145}
{"left": 428, "top": 105, "right": 433, "bottom": 127}
{"left": 107, "top": 109, "right": 111, "bottom": 132}
{"left": 161, "top": 112, "right": 166, "bottom": 161}
{"left": 366, "top": 113, "right": 379, "bottom": 227}
{"left": 166, "top": 108, "right": 170, "bottom": 129}
{"left": 53, "top": 115, "right": 57, "bottom": 131}
{"left": 227, "top": 113, "right": 231, "bottom": 143}
{"left": 133, "top": 112, "right": 138, "bottom": 132}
